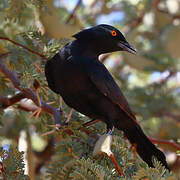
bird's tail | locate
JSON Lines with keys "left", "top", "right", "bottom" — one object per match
{"left": 116, "top": 121, "right": 169, "bottom": 170}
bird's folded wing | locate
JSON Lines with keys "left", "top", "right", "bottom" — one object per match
{"left": 45, "top": 54, "right": 61, "bottom": 94}
{"left": 82, "top": 57, "right": 137, "bottom": 122}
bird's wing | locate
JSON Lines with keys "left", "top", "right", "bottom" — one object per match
{"left": 45, "top": 54, "right": 61, "bottom": 94}
{"left": 81, "top": 57, "right": 137, "bottom": 123}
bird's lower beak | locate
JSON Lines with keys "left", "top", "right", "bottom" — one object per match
{"left": 117, "top": 41, "right": 137, "bottom": 55}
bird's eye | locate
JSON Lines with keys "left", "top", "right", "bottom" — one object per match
{"left": 111, "top": 30, "right": 117, "bottom": 36}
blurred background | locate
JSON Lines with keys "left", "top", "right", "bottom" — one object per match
{"left": 0, "top": 0, "right": 180, "bottom": 179}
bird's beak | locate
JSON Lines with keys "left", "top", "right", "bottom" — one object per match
{"left": 117, "top": 41, "right": 137, "bottom": 55}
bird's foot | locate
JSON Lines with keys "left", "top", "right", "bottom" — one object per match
{"left": 93, "top": 133, "right": 124, "bottom": 176}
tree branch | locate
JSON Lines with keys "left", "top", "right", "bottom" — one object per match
{"left": 0, "top": 58, "right": 62, "bottom": 125}
{"left": 66, "top": 0, "right": 82, "bottom": 24}
{"left": 0, "top": 92, "right": 26, "bottom": 109}
{"left": 150, "top": 137, "right": 180, "bottom": 150}
{"left": 153, "top": 0, "right": 180, "bottom": 20}
{"left": 0, "top": 59, "right": 20, "bottom": 89}
{"left": 123, "top": 10, "right": 145, "bottom": 34}
{"left": 0, "top": 36, "right": 48, "bottom": 61}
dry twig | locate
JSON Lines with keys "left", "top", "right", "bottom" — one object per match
{"left": 0, "top": 36, "right": 48, "bottom": 61}
{"left": 0, "top": 58, "right": 62, "bottom": 126}
{"left": 150, "top": 137, "right": 180, "bottom": 151}
{"left": 66, "top": 0, "right": 82, "bottom": 23}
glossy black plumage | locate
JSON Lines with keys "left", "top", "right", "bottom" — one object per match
{"left": 45, "top": 24, "right": 169, "bottom": 170}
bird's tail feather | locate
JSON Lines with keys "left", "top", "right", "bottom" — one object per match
{"left": 116, "top": 121, "right": 170, "bottom": 170}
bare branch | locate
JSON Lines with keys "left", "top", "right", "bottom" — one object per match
{"left": 66, "top": 0, "right": 82, "bottom": 24}
{"left": 153, "top": 0, "right": 180, "bottom": 20}
{"left": 150, "top": 137, "right": 180, "bottom": 150}
{"left": 123, "top": 11, "right": 145, "bottom": 34}
{"left": 0, "top": 59, "right": 20, "bottom": 89}
{"left": 0, "top": 36, "right": 48, "bottom": 61}
{"left": 0, "top": 58, "right": 62, "bottom": 125}
{"left": 0, "top": 92, "right": 26, "bottom": 109}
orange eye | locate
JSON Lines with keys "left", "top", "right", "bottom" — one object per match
{"left": 111, "top": 30, "right": 117, "bottom": 36}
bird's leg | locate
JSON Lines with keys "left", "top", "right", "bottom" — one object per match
{"left": 93, "top": 128, "right": 123, "bottom": 176}
{"left": 106, "top": 125, "right": 124, "bottom": 176}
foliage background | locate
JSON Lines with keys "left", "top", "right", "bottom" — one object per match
{"left": 0, "top": 0, "right": 180, "bottom": 179}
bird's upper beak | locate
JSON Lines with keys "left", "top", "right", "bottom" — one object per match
{"left": 117, "top": 41, "right": 137, "bottom": 55}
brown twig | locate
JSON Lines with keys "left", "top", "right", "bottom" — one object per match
{"left": 0, "top": 58, "right": 61, "bottom": 125}
{"left": 0, "top": 92, "right": 26, "bottom": 109}
{"left": 0, "top": 52, "right": 12, "bottom": 58}
{"left": 150, "top": 137, "right": 180, "bottom": 150}
{"left": 162, "top": 112, "right": 180, "bottom": 123}
{"left": 66, "top": 0, "right": 82, "bottom": 24}
{"left": 153, "top": 0, "right": 180, "bottom": 20}
{"left": 158, "top": 70, "right": 176, "bottom": 85}
{"left": 129, "top": 11, "right": 145, "bottom": 30}
{"left": 0, "top": 36, "right": 48, "bottom": 61}
{"left": 90, "top": 0, "right": 99, "bottom": 8}
{"left": 65, "top": 108, "right": 74, "bottom": 124}
{"left": 123, "top": 10, "right": 145, "bottom": 34}
{"left": 124, "top": 0, "right": 180, "bottom": 35}
{"left": 82, "top": 119, "right": 101, "bottom": 128}
{"left": 0, "top": 93, "right": 41, "bottom": 113}
{"left": 0, "top": 59, "right": 20, "bottom": 89}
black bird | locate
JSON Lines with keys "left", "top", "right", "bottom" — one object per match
{"left": 45, "top": 24, "right": 169, "bottom": 170}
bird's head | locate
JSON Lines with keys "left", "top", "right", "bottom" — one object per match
{"left": 73, "top": 24, "right": 137, "bottom": 55}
